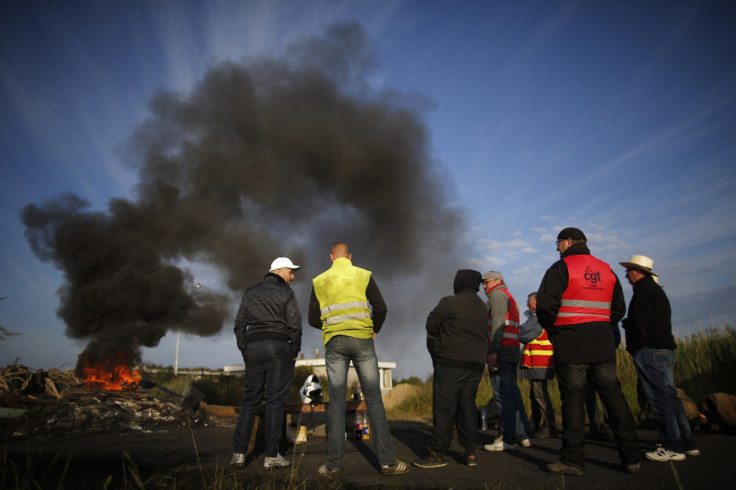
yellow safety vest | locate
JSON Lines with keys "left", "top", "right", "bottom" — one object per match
{"left": 312, "top": 257, "right": 374, "bottom": 346}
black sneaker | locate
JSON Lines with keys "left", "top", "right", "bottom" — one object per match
{"left": 413, "top": 451, "right": 447, "bottom": 469}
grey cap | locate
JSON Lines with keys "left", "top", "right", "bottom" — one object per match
{"left": 482, "top": 270, "right": 504, "bottom": 282}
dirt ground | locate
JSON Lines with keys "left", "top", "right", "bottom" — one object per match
{"left": 4, "top": 414, "right": 736, "bottom": 489}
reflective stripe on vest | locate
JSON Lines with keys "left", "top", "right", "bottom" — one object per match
{"left": 521, "top": 330, "right": 555, "bottom": 368}
{"left": 320, "top": 300, "right": 371, "bottom": 325}
{"left": 554, "top": 254, "right": 614, "bottom": 326}
{"left": 312, "top": 257, "right": 373, "bottom": 344}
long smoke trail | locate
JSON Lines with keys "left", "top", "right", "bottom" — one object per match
{"left": 21, "top": 23, "right": 465, "bottom": 373}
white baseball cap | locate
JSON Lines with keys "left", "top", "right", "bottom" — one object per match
{"left": 270, "top": 257, "right": 300, "bottom": 271}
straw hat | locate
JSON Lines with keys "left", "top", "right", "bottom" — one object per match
{"left": 619, "top": 255, "right": 658, "bottom": 277}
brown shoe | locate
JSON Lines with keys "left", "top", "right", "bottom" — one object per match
{"left": 413, "top": 451, "right": 447, "bottom": 469}
{"left": 546, "top": 461, "right": 584, "bottom": 477}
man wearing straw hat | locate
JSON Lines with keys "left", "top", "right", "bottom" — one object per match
{"left": 620, "top": 255, "right": 700, "bottom": 462}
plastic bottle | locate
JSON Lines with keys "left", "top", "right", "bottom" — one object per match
{"left": 480, "top": 407, "right": 488, "bottom": 431}
{"left": 362, "top": 412, "right": 371, "bottom": 440}
{"left": 354, "top": 410, "right": 364, "bottom": 439}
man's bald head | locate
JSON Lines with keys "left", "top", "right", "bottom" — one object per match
{"left": 330, "top": 242, "right": 351, "bottom": 262}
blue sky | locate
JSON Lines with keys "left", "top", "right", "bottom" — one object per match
{"left": 1, "top": 0, "right": 734, "bottom": 380}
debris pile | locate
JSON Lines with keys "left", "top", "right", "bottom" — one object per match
{"left": 0, "top": 364, "right": 209, "bottom": 439}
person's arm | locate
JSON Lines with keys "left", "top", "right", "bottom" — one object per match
{"left": 610, "top": 272, "right": 627, "bottom": 326}
{"left": 628, "top": 284, "right": 655, "bottom": 343}
{"left": 519, "top": 314, "right": 543, "bottom": 343}
{"left": 308, "top": 287, "right": 323, "bottom": 329}
{"left": 487, "top": 290, "right": 507, "bottom": 354}
{"left": 425, "top": 297, "right": 449, "bottom": 355}
{"left": 366, "top": 276, "right": 387, "bottom": 333}
{"left": 233, "top": 295, "right": 248, "bottom": 352}
{"left": 285, "top": 290, "right": 302, "bottom": 359}
{"left": 536, "top": 261, "right": 567, "bottom": 331}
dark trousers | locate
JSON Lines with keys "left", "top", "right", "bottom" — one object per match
{"left": 556, "top": 362, "right": 640, "bottom": 469}
{"left": 585, "top": 381, "right": 606, "bottom": 431}
{"left": 529, "top": 379, "right": 556, "bottom": 432}
{"left": 431, "top": 363, "right": 483, "bottom": 455}
{"left": 232, "top": 340, "right": 295, "bottom": 457}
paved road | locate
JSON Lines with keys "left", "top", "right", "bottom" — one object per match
{"left": 5, "top": 417, "right": 735, "bottom": 489}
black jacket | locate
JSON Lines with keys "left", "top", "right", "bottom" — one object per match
{"left": 622, "top": 274, "right": 676, "bottom": 352}
{"left": 426, "top": 269, "right": 488, "bottom": 370}
{"left": 234, "top": 273, "right": 302, "bottom": 358}
{"left": 536, "top": 244, "right": 626, "bottom": 363}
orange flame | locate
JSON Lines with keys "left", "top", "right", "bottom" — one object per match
{"left": 82, "top": 352, "right": 141, "bottom": 391}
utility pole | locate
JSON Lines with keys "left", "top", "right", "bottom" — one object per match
{"left": 174, "top": 282, "right": 201, "bottom": 376}
{"left": 174, "top": 329, "right": 181, "bottom": 376}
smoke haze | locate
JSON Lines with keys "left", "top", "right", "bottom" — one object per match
{"left": 21, "top": 23, "right": 465, "bottom": 373}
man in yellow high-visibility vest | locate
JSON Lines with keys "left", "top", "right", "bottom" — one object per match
{"left": 308, "top": 242, "right": 408, "bottom": 477}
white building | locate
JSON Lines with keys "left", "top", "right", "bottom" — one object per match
{"left": 224, "top": 358, "right": 396, "bottom": 395}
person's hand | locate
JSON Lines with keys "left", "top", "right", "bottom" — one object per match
{"left": 487, "top": 353, "right": 498, "bottom": 372}
{"left": 372, "top": 332, "right": 377, "bottom": 340}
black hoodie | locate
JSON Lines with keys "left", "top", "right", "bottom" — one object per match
{"left": 426, "top": 269, "right": 488, "bottom": 370}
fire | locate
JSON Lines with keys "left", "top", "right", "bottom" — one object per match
{"left": 82, "top": 352, "right": 141, "bottom": 391}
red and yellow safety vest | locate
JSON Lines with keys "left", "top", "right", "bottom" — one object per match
{"left": 554, "top": 254, "right": 614, "bottom": 326}
{"left": 521, "top": 328, "right": 554, "bottom": 369}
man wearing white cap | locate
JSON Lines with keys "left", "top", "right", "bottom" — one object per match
{"left": 231, "top": 257, "right": 303, "bottom": 470}
{"left": 620, "top": 255, "right": 700, "bottom": 462}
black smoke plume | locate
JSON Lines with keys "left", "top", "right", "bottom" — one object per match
{"left": 21, "top": 23, "right": 464, "bottom": 373}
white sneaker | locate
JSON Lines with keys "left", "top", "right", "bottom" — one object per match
{"left": 263, "top": 453, "right": 291, "bottom": 469}
{"left": 646, "top": 447, "right": 686, "bottom": 462}
{"left": 483, "top": 436, "right": 518, "bottom": 452}
{"left": 230, "top": 452, "right": 245, "bottom": 468}
{"left": 685, "top": 448, "right": 700, "bottom": 456}
{"left": 520, "top": 438, "right": 532, "bottom": 448}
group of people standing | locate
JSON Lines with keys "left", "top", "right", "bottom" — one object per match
{"left": 229, "top": 228, "right": 698, "bottom": 478}
{"left": 415, "top": 227, "right": 699, "bottom": 476}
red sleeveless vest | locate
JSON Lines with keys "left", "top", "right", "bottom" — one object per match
{"left": 554, "top": 254, "right": 614, "bottom": 326}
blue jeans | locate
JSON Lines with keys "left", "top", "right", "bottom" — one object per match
{"left": 490, "top": 369, "right": 527, "bottom": 439}
{"left": 555, "top": 362, "right": 640, "bottom": 469}
{"left": 497, "top": 360, "right": 530, "bottom": 445}
{"left": 325, "top": 336, "right": 395, "bottom": 469}
{"left": 633, "top": 349, "right": 696, "bottom": 453}
{"left": 233, "top": 340, "right": 295, "bottom": 456}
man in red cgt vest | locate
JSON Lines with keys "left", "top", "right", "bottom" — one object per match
{"left": 536, "top": 227, "right": 640, "bottom": 476}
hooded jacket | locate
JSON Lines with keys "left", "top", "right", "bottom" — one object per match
{"left": 536, "top": 243, "right": 625, "bottom": 363}
{"left": 426, "top": 269, "right": 488, "bottom": 370}
{"left": 234, "top": 272, "right": 303, "bottom": 359}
